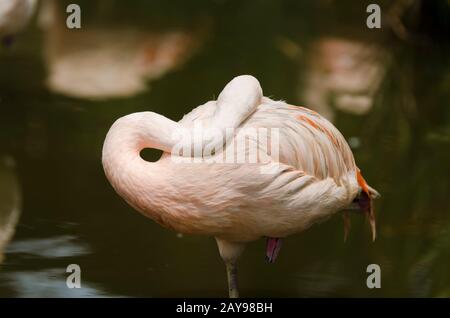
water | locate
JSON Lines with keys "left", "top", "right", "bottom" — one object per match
{"left": 0, "top": 0, "right": 449, "bottom": 297}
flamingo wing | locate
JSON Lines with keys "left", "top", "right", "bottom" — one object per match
{"left": 168, "top": 77, "right": 378, "bottom": 241}
{"left": 241, "top": 98, "right": 378, "bottom": 241}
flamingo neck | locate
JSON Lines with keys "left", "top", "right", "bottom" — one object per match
{"left": 101, "top": 112, "right": 178, "bottom": 221}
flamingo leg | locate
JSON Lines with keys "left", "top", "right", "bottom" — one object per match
{"left": 265, "top": 237, "right": 282, "bottom": 263}
{"left": 226, "top": 261, "right": 239, "bottom": 298}
{"left": 216, "top": 238, "right": 244, "bottom": 298}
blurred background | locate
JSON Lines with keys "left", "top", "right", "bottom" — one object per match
{"left": 0, "top": 0, "right": 449, "bottom": 297}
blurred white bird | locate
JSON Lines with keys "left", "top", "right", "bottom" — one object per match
{"left": 38, "top": 0, "right": 201, "bottom": 100}
{"left": 0, "top": 156, "right": 21, "bottom": 264}
{"left": 301, "top": 37, "right": 389, "bottom": 120}
{"left": 102, "top": 75, "right": 379, "bottom": 297}
{"left": 0, "top": 0, "right": 36, "bottom": 46}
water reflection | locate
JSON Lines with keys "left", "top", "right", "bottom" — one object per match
{"left": 1, "top": 237, "right": 119, "bottom": 297}
{"left": 0, "top": 269, "right": 114, "bottom": 297}
{"left": 0, "top": 218, "right": 118, "bottom": 296}
{"left": 408, "top": 219, "right": 450, "bottom": 297}
{"left": 0, "top": 158, "right": 116, "bottom": 296}
{"left": 6, "top": 235, "right": 90, "bottom": 258}
{"left": 295, "top": 262, "right": 352, "bottom": 297}
{"left": 39, "top": 0, "right": 202, "bottom": 100}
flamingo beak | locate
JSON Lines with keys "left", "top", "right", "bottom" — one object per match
{"left": 343, "top": 190, "right": 377, "bottom": 242}
{"left": 368, "top": 207, "right": 377, "bottom": 242}
{"left": 359, "top": 190, "right": 377, "bottom": 242}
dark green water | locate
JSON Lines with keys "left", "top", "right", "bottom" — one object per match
{"left": 0, "top": 0, "right": 449, "bottom": 297}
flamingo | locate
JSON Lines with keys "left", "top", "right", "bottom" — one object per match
{"left": 300, "top": 37, "right": 389, "bottom": 121}
{"left": 102, "top": 75, "right": 379, "bottom": 297}
{"left": 38, "top": 0, "right": 201, "bottom": 100}
{"left": 0, "top": 0, "right": 36, "bottom": 46}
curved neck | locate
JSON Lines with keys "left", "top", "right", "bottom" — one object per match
{"left": 102, "top": 112, "right": 179, "bottom": 217}
{"left": 211, "top": 75, "right": 262, "bottom": 130}
{"left": 102, "top": 75, "right": 263, "bottom": 216}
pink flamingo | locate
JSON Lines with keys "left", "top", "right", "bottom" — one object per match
{"left": 102, "top": 75, "right": 379, "bottom": 297}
